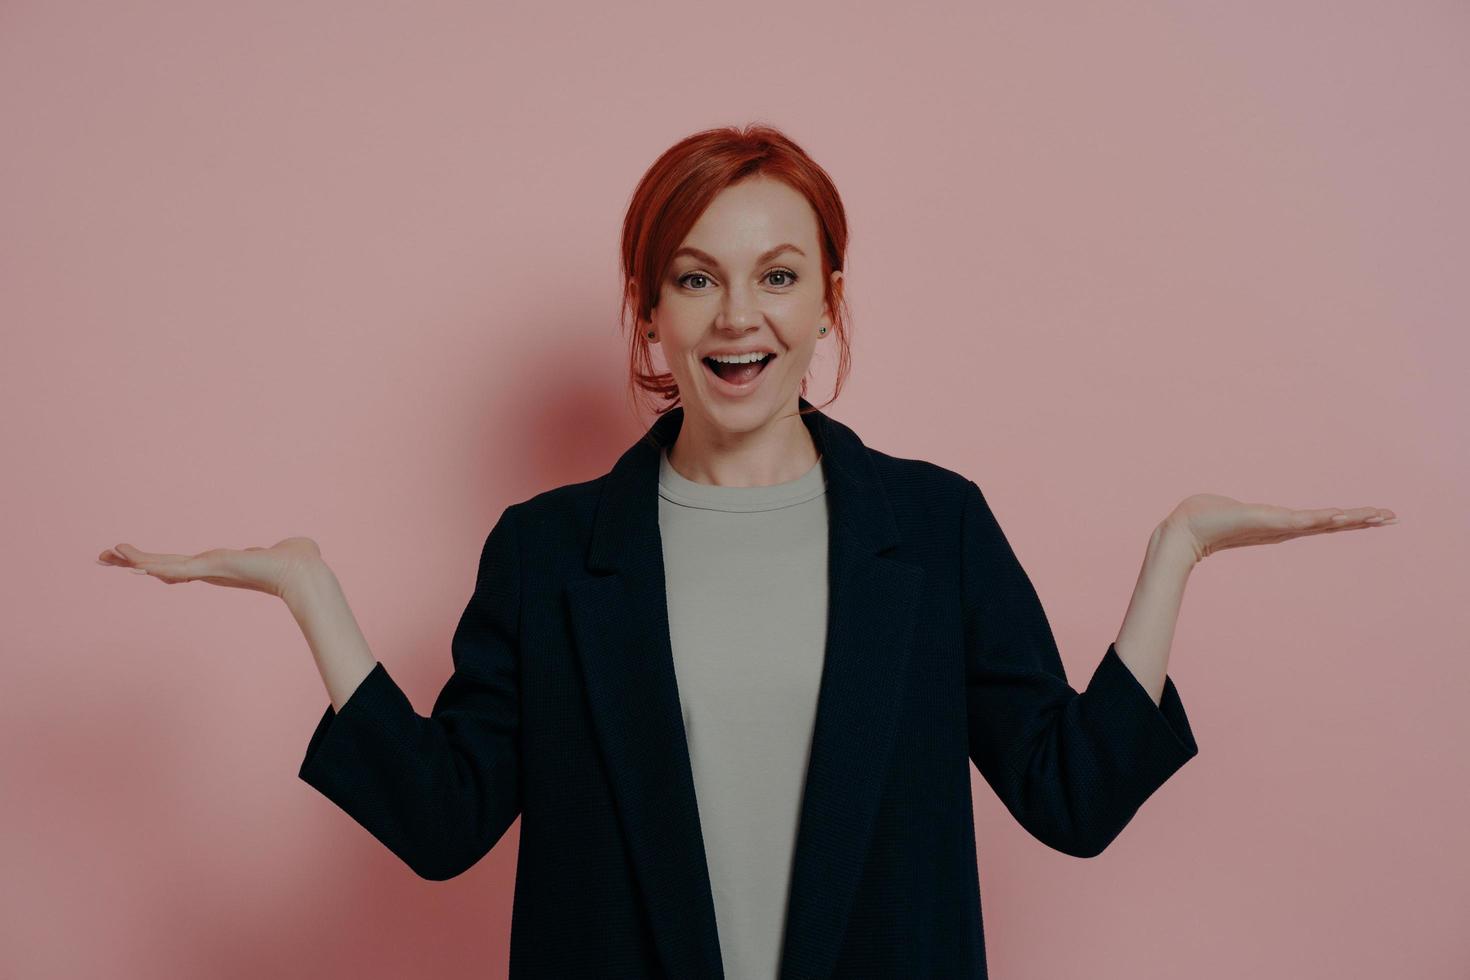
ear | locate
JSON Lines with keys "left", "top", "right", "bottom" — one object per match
{"left": 628, "top": 280, "right": 659, "bottom": 342}
{"left": 629, "top": 279, "right": 658, "bottom": 327}
{"left": 821, "top": 270, "right": 844, "bottom": 334}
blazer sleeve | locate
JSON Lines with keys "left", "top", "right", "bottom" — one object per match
{"left": 297, "top": 504, "right": 524, "bottom": 880}
{"left": 961, "top": 479, "right": 1198, "bottom": 858}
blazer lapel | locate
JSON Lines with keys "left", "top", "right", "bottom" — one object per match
{"left": 564, "top": 396, "right": 924, "bottom": 980}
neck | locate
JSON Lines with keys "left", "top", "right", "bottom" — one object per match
{"left": 666, "top": 400, "right": 819, "bottom": 488}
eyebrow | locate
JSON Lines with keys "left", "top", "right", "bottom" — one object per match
{"left": 671, "top": 243, "right": 806, "bottom": 270}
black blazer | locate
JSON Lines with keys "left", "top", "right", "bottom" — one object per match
{"left": 299, "top": 396, "right": 1200, "bottom": 979}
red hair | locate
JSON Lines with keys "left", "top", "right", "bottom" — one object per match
{"left": 619, "top": 123, "right": 853, "bottom": 422}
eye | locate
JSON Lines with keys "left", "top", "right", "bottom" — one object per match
{"left": 675, "top": 268, "right": 800, "bottom": 290}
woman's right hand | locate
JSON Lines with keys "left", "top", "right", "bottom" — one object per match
{"left": 97, "top": 537, "right": 325, "bottom": 603}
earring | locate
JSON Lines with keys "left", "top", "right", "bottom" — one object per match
{"left": 646, "top": 330, "right": 655, "bottom": 339}
{"left": 818, "top": 326, "right": 828, "bottom": 335}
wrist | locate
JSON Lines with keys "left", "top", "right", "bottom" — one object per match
{"left": 281, "top": 558, "right": 338, "bottom": 619}
{"left": 1152, "top": 519, "right": 1201, "bottom": 571}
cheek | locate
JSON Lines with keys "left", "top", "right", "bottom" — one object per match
{"left": 788, "top": 297, "right": 830, "bottom": 334}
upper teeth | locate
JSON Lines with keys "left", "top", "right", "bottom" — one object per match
{"left": 708, "top": 352, "right": 770, "bottom": 364}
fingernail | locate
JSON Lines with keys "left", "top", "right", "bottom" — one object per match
{"left": 131, "top": 568, "right": 149, "bottom": 575}
{"left": 1365, "top": 516, "right": 1384, "bottom": 523}
{"left": 1331, "top": 514, "right": 1350, "bottom": 522}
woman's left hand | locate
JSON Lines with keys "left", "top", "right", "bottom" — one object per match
{"left": 1163, "top": 493, "right": 1398, "bottom": 563}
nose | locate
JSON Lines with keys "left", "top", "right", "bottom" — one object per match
{"left": 718, "top": 284, "right": 763, "bottom": 332}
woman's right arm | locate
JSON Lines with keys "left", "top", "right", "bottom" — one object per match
{"left": 290, "top": 508, "right": 526, "bottom": 880}
{"left": 99, "top": 506, "right": 526, "bottom": 881}
{"left": 283, "top": 561, "right": 379, "bottom": 713}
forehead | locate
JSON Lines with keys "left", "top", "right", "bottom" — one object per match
{"left": 677, "top": 176, "right": 820, "bottom": 260}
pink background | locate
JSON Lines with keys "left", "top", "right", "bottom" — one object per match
{"left": 3, "top": 2, "right": 1465, "bottom": 977}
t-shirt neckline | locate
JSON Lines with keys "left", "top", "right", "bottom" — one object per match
{"left": 657, "top": 447, "right": 827, "bottom": 513}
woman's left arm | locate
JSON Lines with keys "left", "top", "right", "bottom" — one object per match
{"left": 1114, "top": 495, "right": 1399, "bottom": 706}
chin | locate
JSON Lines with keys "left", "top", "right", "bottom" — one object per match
{"left": 706, "top": 391, "right": 796, "bottom": 432}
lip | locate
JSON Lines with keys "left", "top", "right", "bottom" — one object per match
{"left": 701, "top": 351, "right": 775, "bottom": 397}
{"left": 701, "top": 347, "right": 776, "bottom": 358}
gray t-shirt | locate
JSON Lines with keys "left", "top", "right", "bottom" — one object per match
{"left": 656, "top": 445, "right": 830, "bottom": 980}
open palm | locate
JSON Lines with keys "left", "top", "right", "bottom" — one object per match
{"left": 96, "top": 537, "right": 323, "bottom": 601}
{"left": 1165, "top": 493, "right": 1398, "bottom": 563}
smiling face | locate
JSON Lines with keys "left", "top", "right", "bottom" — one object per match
{"left": 642, "top": 175, "right": 842, "bottom": 439}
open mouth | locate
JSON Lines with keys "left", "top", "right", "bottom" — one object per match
{"left": 702, "top": 353, "right": 775, "bottom": 392}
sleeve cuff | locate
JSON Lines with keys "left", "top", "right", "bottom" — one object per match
{"left": 298, "top": 661, "right": 413, "bottom": 786}
{"left": 1084, "top": 642, "right": 1200, "bottom": 772}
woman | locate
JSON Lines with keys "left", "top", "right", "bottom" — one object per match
{"left": 97, "top": 125, "right": 1396, "bottom": 978}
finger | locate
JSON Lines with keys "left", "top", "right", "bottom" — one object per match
{"left": 1306, "top": 506, "right": 1395, "bottom": 529}
{"left": 108, "top": 543, "right": 197, "bottom": 565}
{"left": 109, "top": 543, "right": 158, "bottom": 564}
{"left": 1275, "top": 508, "right": 1348, "bottom": 531}
{"left": 99, "top": 550, "right": 162, "bottom": 566}
{"left": 136, "top": 556, "right": 208, "bottom": 584}
{"left": 1331, "top": 507, "right": 1397, "bottom": 526}
{"left": 1292, "top": 519, "right": 1395, "bottom": 540}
